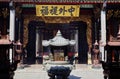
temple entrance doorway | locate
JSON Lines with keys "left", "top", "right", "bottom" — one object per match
{"left": 25, "top": 21, "right": 89, "bottom": 64}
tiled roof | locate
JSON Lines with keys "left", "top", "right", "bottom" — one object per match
{"left": 0, "top": 0, "right": 120, "bottom": 4}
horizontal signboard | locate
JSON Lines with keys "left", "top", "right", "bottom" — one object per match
{"left": 36, "top": 5, "right": 80, "bottom": 17}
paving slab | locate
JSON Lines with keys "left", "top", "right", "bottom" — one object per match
{"left": 14, "top": 64, "right": 104, "bottom": 79}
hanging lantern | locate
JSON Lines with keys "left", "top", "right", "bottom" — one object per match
{"left": 15, "top": 40, "right": 22, "bottom": 54}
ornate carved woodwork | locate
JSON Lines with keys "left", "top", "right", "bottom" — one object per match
{"left": 23, "top": 15, "right": 92, "bottom": 48}
{"left": 101, "top": 5, "right": 120, "bottom": 79}
{"left": 107, "top": 9, "right": 120, "bottom": 42}
{"left": 15, "top": 5, "right": 22, "bottom": 18}
{"left": 0, "top": 8, "right": 9, "bottom": 35}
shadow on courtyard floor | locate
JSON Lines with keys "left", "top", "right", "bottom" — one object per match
{"left": 69, "top": 75, "right": 81, "bottom": 79}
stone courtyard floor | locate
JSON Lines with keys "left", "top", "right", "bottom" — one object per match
{"left": 14, "top": 64, "right": 104, "bottom": 79}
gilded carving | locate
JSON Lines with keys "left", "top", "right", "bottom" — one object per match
{"left": 107, "top": 10, "right": 113, "bottom": 20}
{"left": 15, "top": 6, "right": 22, "bottom": 17}
{"left": 41, "top": 17, "right": 72, "bottom": 23}
{"left": 107, "top": 10, "right": 120, "bottom": 19}
{"left": 23, "top": 15, "right": 92, "bottom": 49}
{"left": 71, "top": 15, "right": 92, "bottom": 48}
{"left": 23, "top": 18, "right": 29, "bottom": 47}
{"left": 23, "top": 15, "right": 44, "bottom": 47}
{"left": 1, "top": 8, "right": 9, "bottom": 18}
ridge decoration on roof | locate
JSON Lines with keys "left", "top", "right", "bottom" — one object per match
{"left": 0, "top": 0, "right": 119, "bottom": 4}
